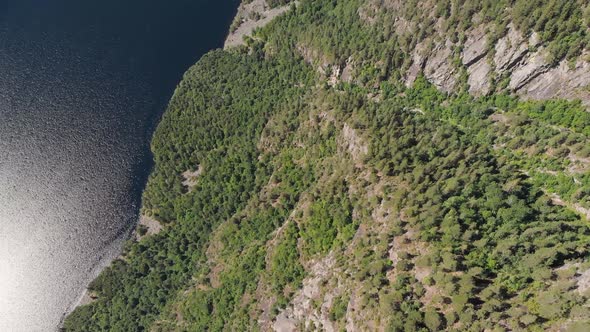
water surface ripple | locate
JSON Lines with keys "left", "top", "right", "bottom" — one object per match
{"left": 0, "top": 1, "right": 238, "bottom": 330}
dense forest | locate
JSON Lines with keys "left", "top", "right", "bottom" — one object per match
{"left": 65, "top": 0, "right": 590, "bottom": 331}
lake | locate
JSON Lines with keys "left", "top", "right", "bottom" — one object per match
{"left": 0, "top": 0, "right": 238, "bottom": 330}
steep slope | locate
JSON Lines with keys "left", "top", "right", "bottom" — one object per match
{"left": 65, "top": 0, "right": 590, "bottom": 331}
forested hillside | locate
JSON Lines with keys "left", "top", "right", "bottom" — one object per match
{"left": 65, "top": 0, "right": 590, "bottom": 331}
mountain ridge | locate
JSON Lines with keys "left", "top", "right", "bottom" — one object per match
{"left": 229, "top": 0, "right": 590, "bottom": 105}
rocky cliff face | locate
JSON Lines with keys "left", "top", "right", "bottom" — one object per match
{"left": 226, "top": 1, "right": 590, "bottom": 107}
{"left": 405, "top": 23, "right": 590, "bottom": 106}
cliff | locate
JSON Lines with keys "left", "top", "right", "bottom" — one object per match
{"left": 405, "top": 23, "right": 590, "bottom": 106}
{"left": 64, "top": 1, "right": 590, "bottom": 331}
{"left": 319, "top": 0, "right": 590, "bottom": 106}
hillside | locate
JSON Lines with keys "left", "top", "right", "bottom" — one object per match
{"left": 64, "top": 0, "right": 590, "bottom": 331}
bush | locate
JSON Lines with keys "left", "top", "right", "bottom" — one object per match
{"left": 329, "top": 295, "right": 349, "bottom": 321}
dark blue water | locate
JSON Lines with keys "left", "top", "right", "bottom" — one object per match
{"left": 0, "top": 1, "right": 238, "bottom": 330}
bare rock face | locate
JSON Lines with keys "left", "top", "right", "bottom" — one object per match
{"left": 393, "top": 16, "right": 413, "bottom": 36}
{"left": 494, "top": 24, "right": 529, "bottom": 72}
{"left": 462, "top": 25, "right": 491, "bottom": 95}
{"left": 273, "top": 254, "right": 337, "bottom": 332}
{"left": 508, "top": 48, "right": 551, "bottom": 91}
{"left": 467, "top": 58, "right": 492, "bottom": 96}
{"left": 224, "top": 0, "right": 294, "bottom": 49}
{"left": 405, "top": 41, "right": 429, "bottom": 87}
{"left": 529, "top": 31, "right": 541, "bottom": 48}
{"left": 361, "top": 3, "right": 590, "bottom": 104}
{"left": 340, "top": 57, "right": 355, "bottom": 83}
{"left": 488, "top": 24, "right": 590, "bottom": 106}
{"left": 423, "top": 40, "right": 458, "bottom": 93}
{"left": 462, "top": 25, "right": 488, "bottom": 66}
{"left": 518, "top": 54, "right": 590, "bottom": 106}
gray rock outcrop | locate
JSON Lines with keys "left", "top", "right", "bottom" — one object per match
{"left": 508, "top": 48, "right": 551, "bottom": 91}
{"left": 518, "top": 54, "right": 590, "bottom": 105}
{"left": 424, "top": 40, "right": 458, "bottom": 93}
{"left": 462, "top": 25, "right": 488, "bottom": 66}
{"left": 467, "top": 59, "right": 492, "bottom": 96}
{"left": 403, "top": 22, "right": 590, "bottom": 106}
{"left": 494, "top": 24, "right": 529, "bottom": 72}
